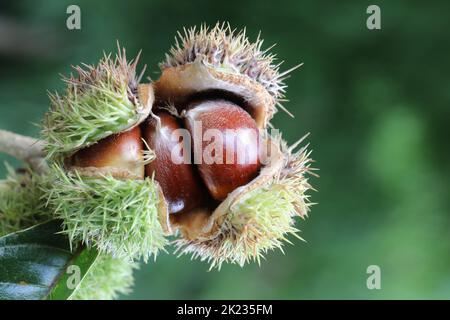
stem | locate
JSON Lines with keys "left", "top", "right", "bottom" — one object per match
{"left": 0, "top": 129, "right": 47, "bottom": 173}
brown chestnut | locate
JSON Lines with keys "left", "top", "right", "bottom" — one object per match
{"left": 143, "top": 111, "right": 207, "bottom": 214}
{"left": 184, "top": 99, "right": 262, "bottom": 201}
{"left": 70, "top": 126, "right": 145, "bottom": 178}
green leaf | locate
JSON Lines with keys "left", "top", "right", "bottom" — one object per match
{"left": 0, "top": 220, "right": 98, "bottom": 300}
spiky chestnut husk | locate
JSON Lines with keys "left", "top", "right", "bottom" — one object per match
{"left": 0, "top": 164, "right": 51, "bottom": 236}
{"left": 172, "top": 135, "right": 314, "bottom": 269}
{"left": 156, "top": 22, "right": 301, "bottom": 128}
{"left": 153, "top": 24, "right": 314, "bottom": 268}
{"left": 41, "top": 48, "right": 168, "bottom": 261}
{"left": 42, "top": 47, "right": 153, "bottom": 161}
{"left": 69, "top": 254, "right": 138, "bottom": 300}
{"left": 43, "top": 164, "right": 168, "bottom": 262}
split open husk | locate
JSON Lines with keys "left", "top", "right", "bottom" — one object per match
{"left": 167, "top": 133, "right": 313, "bottom": 269}
{"left": 153, "top": 24, "right": 313, "bottom": 268}
{"left": 41, "top": 49, "right": 169, "bottom": 262}
{"left": 41, "top": 26, "right": 314, "bottom": 268}
{"left": 157, "top": 23, "right": 302, "bottom": 129}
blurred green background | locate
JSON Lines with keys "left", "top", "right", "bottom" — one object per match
{"left": 1, "top": 0, "right": 449, "bottom": 299}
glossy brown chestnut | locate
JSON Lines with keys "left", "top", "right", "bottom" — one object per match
{"left": 184, "top": 99, "right": 262, "bottom": 201}
{"left": 70, "top": 126, "right": 145, "bottom": 178}
{"left": 143, "top": 112, "right": 207, "bottom": 214}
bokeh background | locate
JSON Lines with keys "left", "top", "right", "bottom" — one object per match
{"left": 1, "top": 0, "right": 449, "bottom": 299}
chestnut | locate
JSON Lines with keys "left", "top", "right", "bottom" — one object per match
{"left": 184, "top": 99, "right": 262, "bottom": 201}
{"left": 70, "top": 126, "right": 145, "bottom": 178}
{"left": 143, "top": 111, "right": 207, "bottom": 214}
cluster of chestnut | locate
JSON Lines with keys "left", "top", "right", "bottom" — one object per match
{"left": 70, "top": 97, "right": 263, "bottom": 218}
{"left": 42, "top": 24, "right": 314, "bottom": 268}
